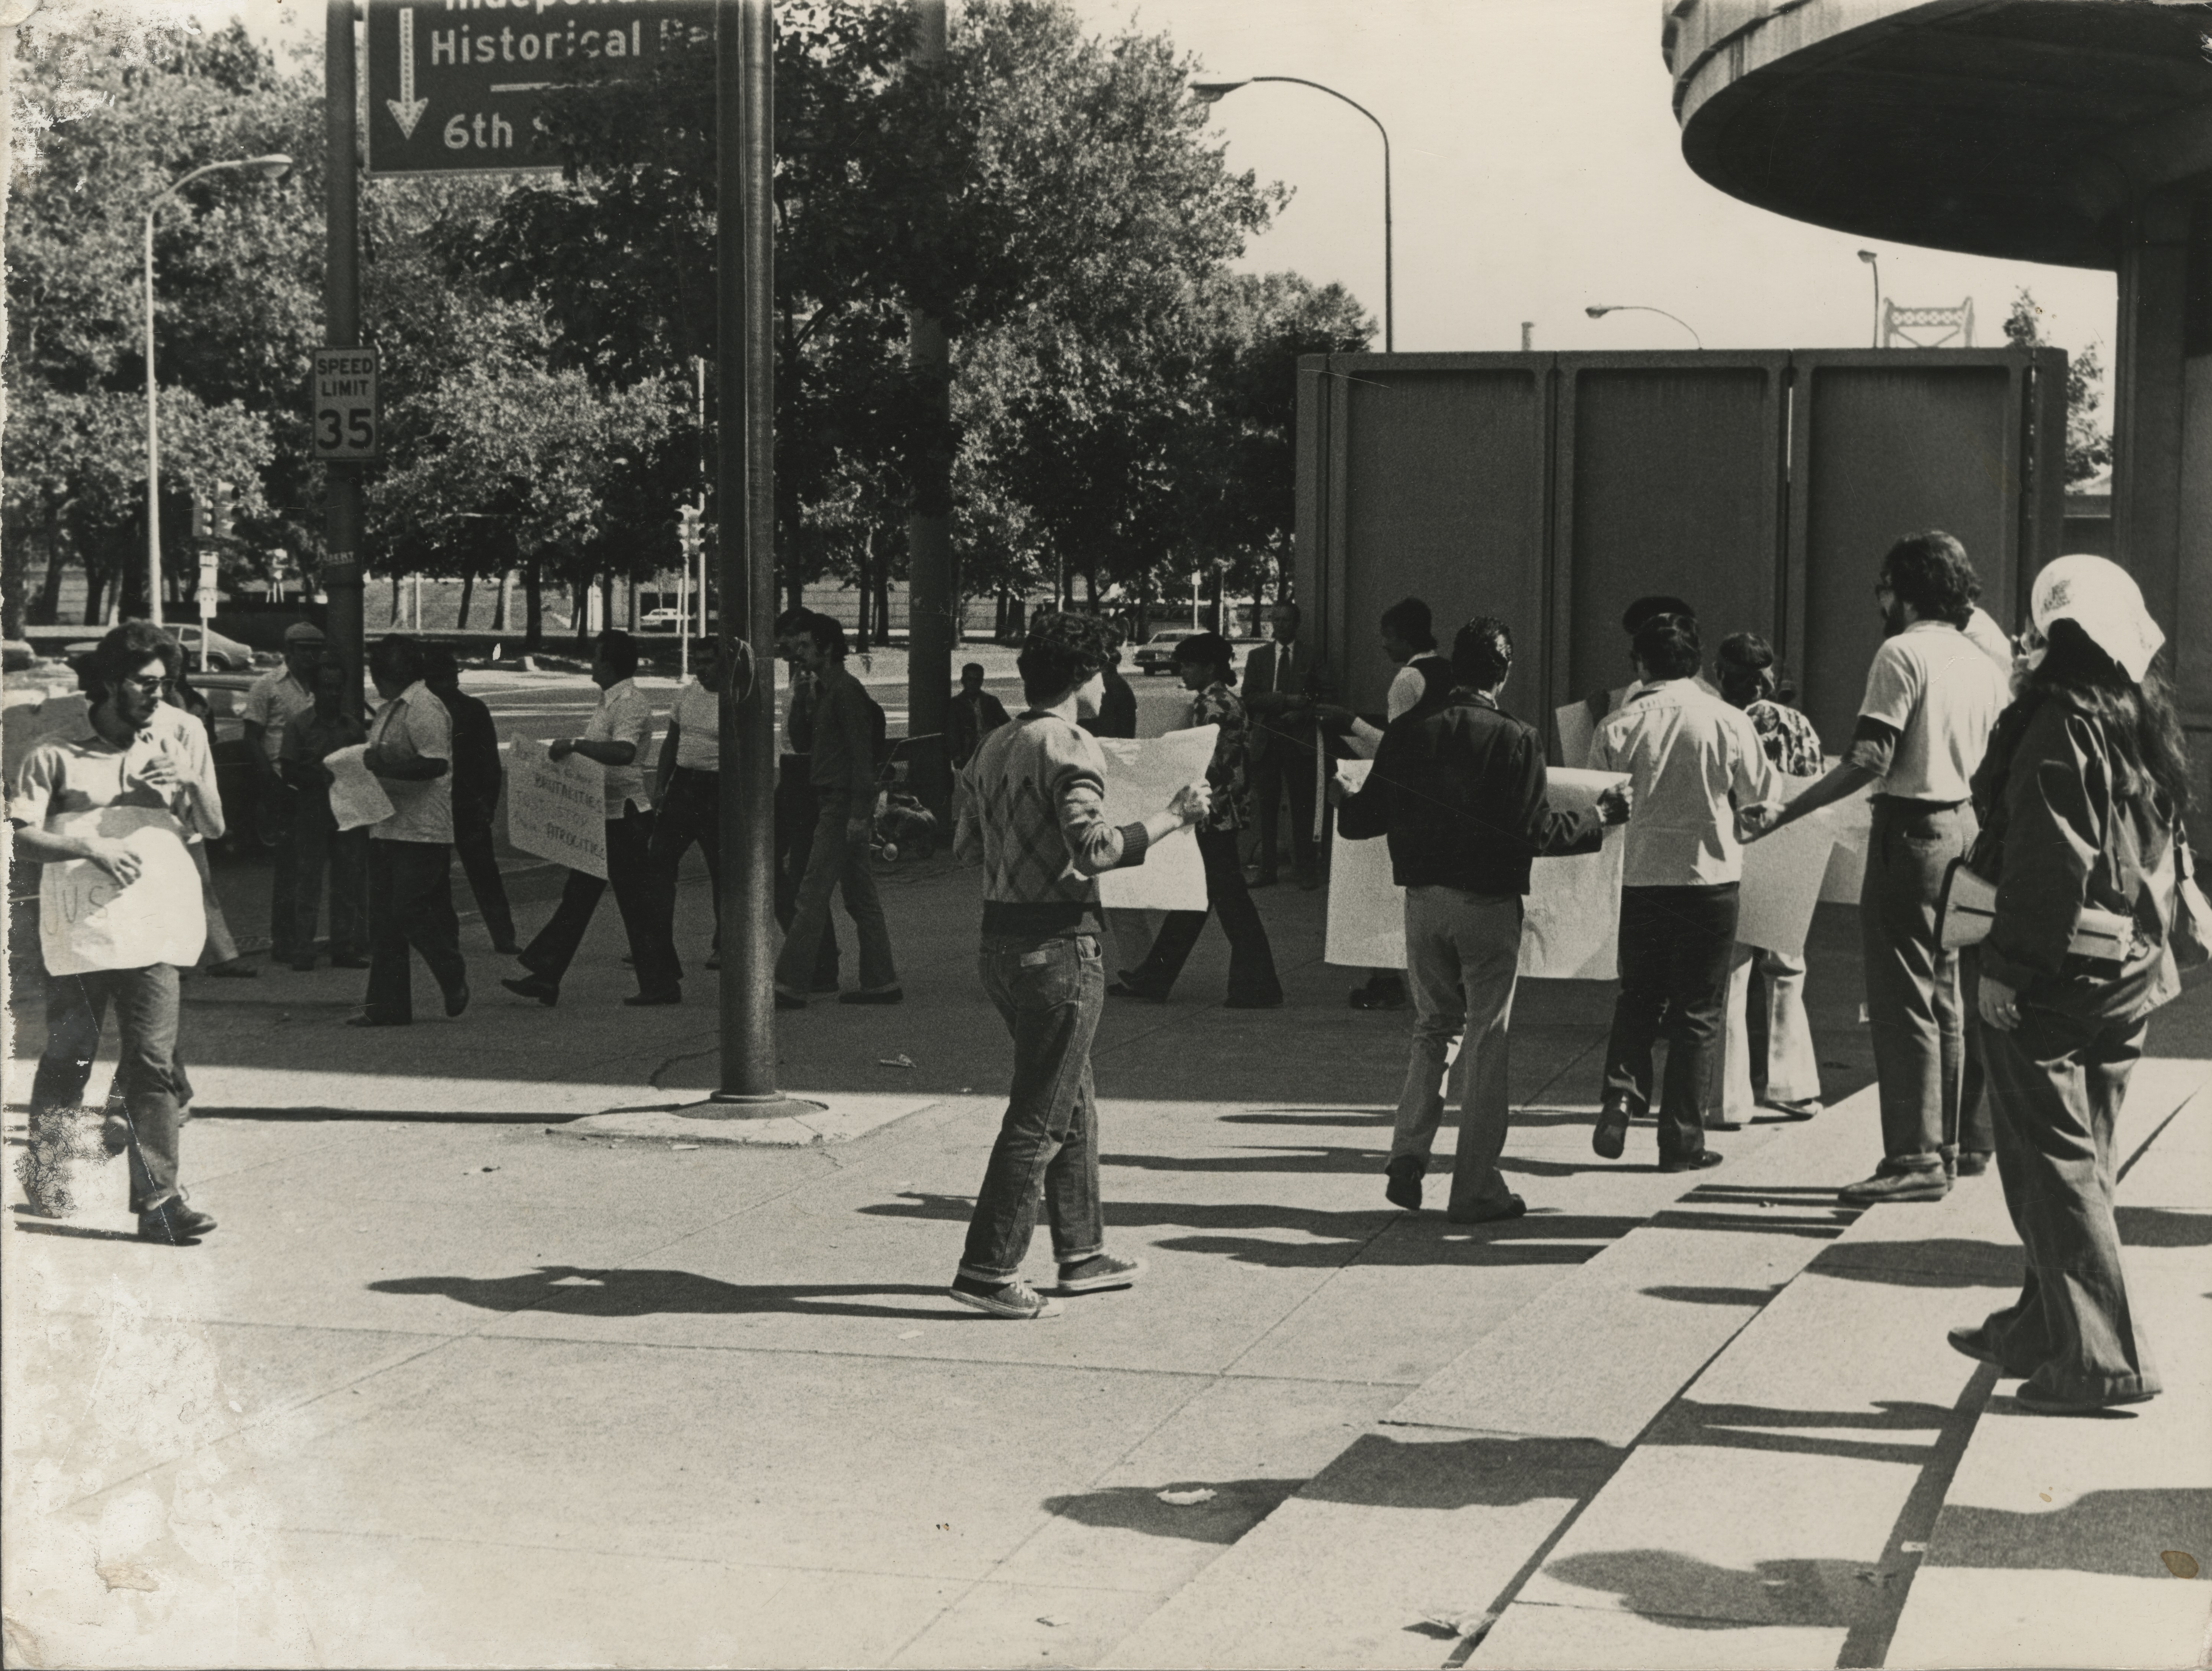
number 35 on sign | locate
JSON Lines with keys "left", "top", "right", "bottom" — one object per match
{"left": 313, "top": 346, "right": 379, "bottom": 460}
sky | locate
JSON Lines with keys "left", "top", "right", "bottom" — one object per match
{"left": 211, "top": 0, "right": 2117, "bottom": 374}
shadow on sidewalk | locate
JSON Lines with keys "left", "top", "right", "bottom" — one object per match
{"left": 368, "top": 1266, "right": 981, "bottom": 1321}
{"left": 1928, "top": 1487, "right": 2212, "bottom": 1576}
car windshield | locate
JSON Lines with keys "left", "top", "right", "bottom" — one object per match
{"left": 1147, "top": 631, "right": 1190, "bottom": 643}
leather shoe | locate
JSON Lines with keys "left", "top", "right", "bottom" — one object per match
{"left": 2014, "top": 1382, "right": 2156, "bottom": 1416}
{"left": 1592, "top": 1101, "right": 1631, "bottom": 1160}
{"left": 1447, "top": 1194, "right": 1527, "bottom": 1225}
{"left": 500, "top": 975, "right": 558, "bottom": 1008}
{"left": 1350, "top": 983, "right": 1406, "bottom": 1011}
{"left": 1945, "top": 1325, "right": 2025, "bottom": 1372}
{"left": 1955, "top": 1149, "right": 1993, "bottom": 1177}
{"left": 1384, "top": 1156, "right": 1424, "bottom": 1211}
{"left": 138, "top": 1199, "right": 217, "bottom": 1244}
{"left": 1658, "top": 1150, "right": 1726, "bottom": 1173}
{"left": 490, "top": 940, "right": 523, "bottom": 957}
{"left": 1838, "top": 1161, "right": 1948, "bottom": 1204}
{"left": 444, "top": 981, "right": 470, "bottom": 1018}
{"left": 624, "top": 990, "right": 682, "bottom": 1007}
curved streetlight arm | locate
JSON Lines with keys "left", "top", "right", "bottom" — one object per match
{"left": 1199, "top": 76, "right": 1392, "bottom": 351}
{"left": 1585, "top": 304, "right": 1703, "bottom": 350}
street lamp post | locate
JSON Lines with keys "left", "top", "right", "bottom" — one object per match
{"left": 144, "top": 153, "right": 290, "bottom": 626}
{"left": 1193, "top": 76, "right": 1393, "bottom": 352}
{"left": 1858, "top": 249, "right": 1882, "bottom": 348}
{"left": 1584, "top": 304, "right": 1703, "bottom": 349}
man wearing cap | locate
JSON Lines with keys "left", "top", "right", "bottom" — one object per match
{"left": 1755, "top": 530, "right": 2010, "bottom": 1202}
{"left": 241, "top": 622, "right": 323, "bottom": 965}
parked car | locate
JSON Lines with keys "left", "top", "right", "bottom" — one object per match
{"left": 67, "top": 624, "right": 258, "bottom": 672}
{"left": 1132, "top": 627, "right": 1200, "bottom": 676}
{"left": 639, "top": 608, "right": 686, "bottom": 631}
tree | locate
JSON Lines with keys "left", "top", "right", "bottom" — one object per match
{"left": 2002, "top": 288, "right": 2113, "bottom": 486}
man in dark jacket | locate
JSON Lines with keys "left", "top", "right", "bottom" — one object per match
{"left": 1334, "top": 616, "right": 1629, "bottom": 1223}
{"left": 1083, "top": 632, "right": 1140, "bottom": 741}
{"left": 948, "top": 663, "right": 1013, "bottom": 766}
{"left": 424, "top": 645, "right": 517, "bottom": 954}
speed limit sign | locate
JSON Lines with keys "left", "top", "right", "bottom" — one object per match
{"left": 312, "top": 346, "right": 379, "bottom": 460}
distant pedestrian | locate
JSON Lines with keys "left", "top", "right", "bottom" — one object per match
{"left": 1243, "top": 601, "right": 1332, "bottom": 890}
{"left": 355, "top": 634, "right": 470, "bottom": 1028}
{"left": 1590, "top": 611, "right": 1776, "bottom": 1171}
{"left": 12, "top": 621, "right": 224, "bottom": 1241}
{"left": 645, "top": 638, "right": 727, "bottom": 977}
{"left": 501, "top": 629, "right": 675, "bottom": 1007}
{"left": 1949, "top": 555, "right": 2189, "bottom": 1413}
{"left": 773, "top": 613, "right": 900, "bottom": 1007}
{"left": 950, "top": 611, "right": 1209, "bottom": 1318}
{"left": 1112, "top": 632, "right": 1283, "bottom": 1008}
{"left": 948, "top": 661, "right": 1012, "bottom": 768}
{"left": 1757, "top": 531, "right": 2009, "bottom": 1201}
{"left": 241, "top": 621, "right": 323, "bottom": 964}
{"left": 1713, "top": 633, "right": 1825, "bottom": 1127}
{"left": 424, "top": 644, "right": 518, "bottom": 955}
{"left": 1316, "top": 595, "right": 1457, "bottom": 1011}
{"left": 773, "top": 609, "right": 841, "bottom": 994}
{"left": 1082, "top": 631, "right": 1139, "bottom": 741}
{"left": 278, "top": 656, "right": 370, "bottom": 970}
{"left": 1334, "top": 616, "right": 1627, "bottom": 1221}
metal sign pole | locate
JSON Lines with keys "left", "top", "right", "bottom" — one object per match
{"left": 324, "top": 0, "right": 366, "bottom": 720}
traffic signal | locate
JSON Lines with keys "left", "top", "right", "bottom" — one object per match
{"left": 212, "top": 480, "right": 235, "bottom": 540}
{"left": 191, "top": 493, "right": 211, "bottom": 541}
{"left": 677, "top": 503, "right": 703, "bottom": 559}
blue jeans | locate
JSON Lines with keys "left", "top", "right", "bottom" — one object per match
{"left": 774, "top": 793, "right": 896, "bottom": 997}
{"left": 958, "top": 932, "right": 1108, "bottom": 1282}
{"left": 30, "top": 965, "right": 191, "bottom": 1212}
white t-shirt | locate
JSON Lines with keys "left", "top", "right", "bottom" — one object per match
{"left": 241, "top": 669, "right": 314, "bottom": 765}
{"left": 1856, "top": 621, "right": 2009, "bottom": 803}
{"left": 585, "top": 678, "right": 654, "bottom": 816}
{"left": 671, "top": 679, "right": 720, "bottom": 772}
{"left": 366, "top": 681, "right": 454, "bottom": 843}
{"left": 1963, "top": 605, "right": 2015, "bottom": 676}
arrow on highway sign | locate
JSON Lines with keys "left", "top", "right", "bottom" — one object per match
{"left": 386, "top": 6, "right": 428, "bottom": 139}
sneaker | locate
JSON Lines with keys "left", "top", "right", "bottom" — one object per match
{"left": 1838, "top": 1160, "right": 1949, "bottom": 1204}
{"left": 1955, "top": 1150, "right": 1993, "bottom": 1177}
{"left": 138, "top": 1197, "right": 217, "bottom": 1244}
{"left": 1384, "top": 1155, "right": 1424, "bottom": 1211}
{"left": 1057, "top": 1253, "right": 1145, "bottom": 1294}
{"left": 1592, "top": 1101, "right": 1632, "bottom": 1160}
{"left": 948, "top": 1275, "right": 1063, "bottom": 1319}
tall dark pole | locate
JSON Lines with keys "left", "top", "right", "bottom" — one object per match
{"left": 709, "top": 0, "right": 800, "bottom": 1113}
{"left": 324, "top": 0, "right": 365, "bottom": 719}
{"left": 903, "top": 0, "right": 954, "bottom": 818}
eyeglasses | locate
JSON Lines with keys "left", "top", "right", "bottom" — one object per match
{"left": 117, "top": 673, "right": 178, "bottom": 696}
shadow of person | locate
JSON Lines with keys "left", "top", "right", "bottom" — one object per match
{"left": 1542, "top": 1548, "right": 1880, "bottom": 1631}
{"left": 368, "top": 1267, "right": 976, "bottom": 1321}
{"left": 1040, "top": 1477, "right": 1305, "bottom": 1547}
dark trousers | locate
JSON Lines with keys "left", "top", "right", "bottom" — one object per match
{"left": 1128, "top": 826, "right": 1283, "bottom": 1003}
{"left": 1604, "top": 883, "right": 1738, "bottom": 1161}
{"left": 773, "top": 793, "right": 898, "bottom": 996}
{"left": 29, "top": 965, "right": 190, "bottom": 1213}
{"left": 1957, "top": 956, "right": 1997, "bottom": 1155}
{"left": 1251, "top": 739, "right": 1317, "bottom": 882}
{"left": 1976, "top": 1004, "right": 2159, "bottom": 1404}
{"left": 262, "top": 780, "right": 305, "bottom": 959}
{"left": 454, "top": 812, "right": 516, "bottom": 950}
{"left": 290, "top": 793, "right": 369, "bottom": 963}
{"left": 959, "top": 932, "right": 1107, "bottom": 1282}
{"left": 775, "top": 757, "right": 839, "bottom": 987}
{"left": 649, "top": 767, "right": 723, "bottom": 953}
{"left": 521, "top": 806, "right": 676, "bottom": 996}
{"left": 366, "top": 838, "right": 466, "bottom": 1023}
{"left": 1861, "top": 797, "right": 1974, "bottom": 1167}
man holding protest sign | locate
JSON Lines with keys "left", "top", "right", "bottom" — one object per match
{"left": 502, "top": 630, "right": 675, "bottom": 1008}
{"left": 10, "top": 622, "right": 224, "bottom": 1242}
{"left": 356, "top": 634, "right": 470, "bottom": 1028}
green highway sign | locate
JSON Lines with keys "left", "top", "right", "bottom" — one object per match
{"left": 364, "top": 0, "right": 713, "bottom": 177}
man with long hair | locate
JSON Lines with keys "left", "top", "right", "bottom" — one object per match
{"left": 949, "top": 611, "right": 1207, "bottom": 1318}
{"left": 1758, "top": 531, "right": 2009, "bottom": 1202}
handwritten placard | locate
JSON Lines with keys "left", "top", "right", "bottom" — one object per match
{"left": 324, "top": 743, "right": 395, "bottom": 832}
{"left": 37, "top": 806, "right": 206, "bottom": 976}
{"left": 507, "top": 746, "right": 608, "bottom": 879}
{"left": 1095, "top": 726, "right": 1217, "bottom": 913}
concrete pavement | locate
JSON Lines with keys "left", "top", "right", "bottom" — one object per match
{"left": 4, "top": 846, "right": 2207, "bottom": 1668}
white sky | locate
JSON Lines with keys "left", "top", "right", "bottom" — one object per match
{"left": 214, "top": 0, "right": 2117, "bottom": 375}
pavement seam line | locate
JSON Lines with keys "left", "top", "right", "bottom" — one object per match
{"left": 2114, "top": 1076, "right": 2207, "bottom": 1184}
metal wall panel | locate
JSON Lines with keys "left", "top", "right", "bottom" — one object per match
{"left": 1787, "top": 353, "right": 2029, "bottom": 749}
{"left": 1311, "top": 355, "right": 1552, "bottom": 715}
{"left": 1552, "top": 353, "right": 1788, "bottom": 721}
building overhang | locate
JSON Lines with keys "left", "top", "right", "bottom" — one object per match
{"left": 1664, "top": 0, "right": 2212, "bottom": 270}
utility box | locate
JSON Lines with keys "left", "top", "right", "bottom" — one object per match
{"left": 1295, "top": 348, "right": 2066, "bottom": 756}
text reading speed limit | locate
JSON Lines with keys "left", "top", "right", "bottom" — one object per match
{"left": 313, "top": 346, "right": 379, "bottom": 460}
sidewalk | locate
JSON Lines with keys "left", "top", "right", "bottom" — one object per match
{"left": 3, "top": 854, "right": 2206, "bottom": 1668}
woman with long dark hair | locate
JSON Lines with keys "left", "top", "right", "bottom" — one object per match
{"left": 1949, "top": 555, "right": 2191, "bottom": 1413}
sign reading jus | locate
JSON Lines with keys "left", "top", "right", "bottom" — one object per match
{"left": 506, "top": 746, "right": 608, "bottom": 880}
{"left": 364, "top": 0, "right": 713, "bottom": 177}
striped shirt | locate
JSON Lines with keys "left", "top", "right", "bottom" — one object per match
{"left": 954, "top": 710, "right": 1151, "bottom": 936}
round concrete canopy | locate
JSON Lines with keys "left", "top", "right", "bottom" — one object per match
{"left": 1664, "top": 0, "right": 2212, "bottom": 270}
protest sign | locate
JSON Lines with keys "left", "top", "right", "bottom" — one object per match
{"left": 508, "top": 746, "right": 608, "bottom": 879}
{"left": 1324, "top": 763, "right": 1629, "bottom": 979}
{"left": 38, "top": 806, "right": 205, "bottom": 976}
{"left": 1095, "top": 726, "right": 1216, "bottom": 912}
{"left": 324, "top": 744, "right": 395, "bottom": 832}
